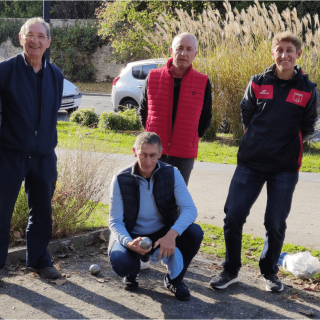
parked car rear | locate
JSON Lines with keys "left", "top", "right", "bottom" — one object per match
{"left": 60, "top": 79, "right": 82, "bottom": 114}
{"left": 111, "top": 58, "right": 166, "bottom": 112}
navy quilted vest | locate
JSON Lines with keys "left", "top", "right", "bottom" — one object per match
{"left": 117, "top": 161, "right": 179, "bottom": 233}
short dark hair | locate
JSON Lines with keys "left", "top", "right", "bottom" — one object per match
{"left": 272, "top": 31, "right": 301, "bottom": 52}
{"left": 134, "top": 132, "right": 162, "bottom": 153}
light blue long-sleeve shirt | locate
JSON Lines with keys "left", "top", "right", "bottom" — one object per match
{"left": 109, "top": 161, "right": 197, "bottom": 248}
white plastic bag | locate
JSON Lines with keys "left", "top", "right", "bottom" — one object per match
{"left": 282, "top": 252, "right": 320, "bottom": 279}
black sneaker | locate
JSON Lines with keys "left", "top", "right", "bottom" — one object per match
{"left": 123, "top": 274, "right": 139, "bottom": 291}
{"left": 209, "top": 270, "right": 239, "bottom": 289}
{"left": 264, "top": 275, "right": 284, "bottom": 292}
{"left": 164, "top": 274, "right": 190, "bottom": 301}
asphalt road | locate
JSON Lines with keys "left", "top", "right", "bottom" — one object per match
{"left": 58, "top": 94, "right": 112, "bottom": 122}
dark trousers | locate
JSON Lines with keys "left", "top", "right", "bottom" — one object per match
{"left": 110, "top": 223, "right": 203, "bottom": 283}
{"left": 160, "top": 155, "right": 194, "bottom": 186}
{"left": 0, "top": 150, "right": 57, "bottom": 270}
{"left": 223, "top": 165, "right": 298, "bottom": 277}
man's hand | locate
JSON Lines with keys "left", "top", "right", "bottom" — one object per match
{"left": 154, "top": 229, "right": 179, "bottom": 260}
{"left": 244, "top": 128, "right": 248, "bottom": 134}
{"left": 127, "top": 237, "right": 152, "bottom": 255}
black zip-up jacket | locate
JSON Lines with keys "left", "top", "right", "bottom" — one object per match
{"left": 0, "top": 53, "right": 64, "bottom": 157}
{"left": 238, "top": 64, "right": 318, "bottom": 172}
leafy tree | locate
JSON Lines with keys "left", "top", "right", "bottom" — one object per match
{"left": 0, "top": 0, "right": 101, "bottom": 19}
{"left": 0, "top": 1, "right": 42, "bottom": 18}
{"left": 50, "top": 1, "right": 101, "bottom": 19}
{"left": 96, "top": 1, "right": 212, "bottom": 63}
{"left": 51, "top": 22, "right": 104, "bottom": 82}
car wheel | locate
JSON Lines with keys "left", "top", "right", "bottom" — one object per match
{"left": 119, "top": 99, "right": 138, "bottom": 111}
{"left": 67, "top": 107, "right": 78, "bottom": 115}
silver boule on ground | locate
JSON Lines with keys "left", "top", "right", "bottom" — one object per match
{"left": 90, "top": 264, "right": 101, "bottom": 275}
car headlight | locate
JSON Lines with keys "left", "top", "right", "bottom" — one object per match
{"left": 75, "top": 87, "right": 80, "bottom": 95}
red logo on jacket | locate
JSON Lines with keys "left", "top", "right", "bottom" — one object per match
{"left": 252, "top": 82, "right": 273, "bottom": 99}
{"left": 286, "top": 89, "right": 311, "bottom": 108}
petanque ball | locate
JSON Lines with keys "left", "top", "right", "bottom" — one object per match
{"left": 89, "top": 264, "right": 100, "bottom": 275}
{"left": 139, "top": 237, "right": 152, "bottom": 250}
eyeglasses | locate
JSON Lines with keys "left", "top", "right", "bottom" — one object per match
{"left": 24, "top": 34, "right": 47, "bottom": 41}
{"left": 138, "top": 153, "right": 159, "bottom": 161}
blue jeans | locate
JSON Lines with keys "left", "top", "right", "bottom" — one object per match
{"left": 110, "top": 223, "right": 203, "bottom": 283}
{"left": 223, "top": 165, "right": 298, "bottom": 277}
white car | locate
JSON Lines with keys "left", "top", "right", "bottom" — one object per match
{"left": 111, "top": 58, "right": 166, "bottom": 112}
{"left": 60, "top": 79, "right": 82, "bottom": 114}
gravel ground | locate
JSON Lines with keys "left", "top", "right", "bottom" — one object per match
{"left": 1, "top": 245, "right": 319, "bottom": 319}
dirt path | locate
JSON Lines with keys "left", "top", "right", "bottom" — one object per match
{"left": 1, "top": 245, "right": 319, "bottom": 319}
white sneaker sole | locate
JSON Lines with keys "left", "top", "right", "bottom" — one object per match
{"left": 265, "top": 282, "right": 284, "bottom": 292}
{"left": 212, "top": 276, "right": 239, "bottom": 289}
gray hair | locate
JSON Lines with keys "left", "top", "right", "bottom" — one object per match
{"left": 171, "top": 32, "right": 197, "bottom": 51}
{"left": 134, "top": 132, "right": 162, "bottom": 153}
{"left": 20, "top": 17, "right": 51, "bottom": 39}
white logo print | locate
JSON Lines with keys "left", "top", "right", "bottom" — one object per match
{"left": 260, "top": 89, "right": 269, "bottom": 95}
{"left": 293, "top": 92, "right": 303, "bottom": 103}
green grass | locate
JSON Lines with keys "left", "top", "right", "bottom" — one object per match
{"left": 57, "top": 122, "right": 138, "bottom": 154}
{"left": 83, "top": 203, "right": 109, "bottom": 230}
{"left": 200, "top": 223, "right": 320, "bottom": 271}
{"left": 58, "top": 122, "right": 320, "bottom": 172}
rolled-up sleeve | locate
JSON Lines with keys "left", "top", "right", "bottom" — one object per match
{"left": 109, "top": 175, "right": 133, "bottom": 247}
{"left": 170, "top": 168, "right": 197, "bottom": 235}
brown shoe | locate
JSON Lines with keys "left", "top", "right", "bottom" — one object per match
{"left": 29, "top": 267, "right": 60, "bottom": 279}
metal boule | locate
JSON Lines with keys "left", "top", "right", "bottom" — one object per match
{"left": 139, "top": 237, "right": 152, "bottom": 250}
{"left": 89, "top": 264, "right": 100, "bottom": 275}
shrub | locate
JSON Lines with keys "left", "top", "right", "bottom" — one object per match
{"left": 69, "top": 107, "right": 99, "bottom": 127}
{"left": 51, "top": 22, "right": 103, "bottom": 82}
{"left": 99, "top": 109, "right": 142, "bottom": 131}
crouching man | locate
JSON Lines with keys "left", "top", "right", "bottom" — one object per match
{"left": 108, "top": 132, "right": 203, "bottom": 301}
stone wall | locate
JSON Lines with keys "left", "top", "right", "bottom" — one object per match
{"left": 0, "top": 18, "right": 125, "bottom": 82}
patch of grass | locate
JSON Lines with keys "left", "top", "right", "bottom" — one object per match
{"left": 58, "top": 123, "right": 320, "bottom": 172}
{"left": 57, "top": 121, "right": 138, "bottom": 154}
{"left": 199, "top": 223, "right": 320, "bottom": 269}
{"left": 83, "top": 203, "right": 109, "bottom": 230}
{"left": 75, "top": 81, "right": 112, "bottom": 94}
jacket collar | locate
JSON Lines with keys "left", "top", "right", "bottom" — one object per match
{"left": 165, "top": 57, "right": 193, "bottom": 78}
{"left": 263, "top": 63, "right": 316, "bottom": 89}
{"left": 20, "top": 52, "right": 47, "bottom": 69}
{"left": 264, "top": 63, "right": 302, "bottom": 79}
{"left": 131, "top": 161, "right": 161, "bottom": 180}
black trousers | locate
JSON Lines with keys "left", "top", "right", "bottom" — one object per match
{"left": 160, "top": 155, "right": 195, "bottom": 186}
{"left": 0, "top": 150, "right": 57, "bottom": 270}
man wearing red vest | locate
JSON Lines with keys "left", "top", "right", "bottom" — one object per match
{"left": 138, "top": 33, "right": 212, "bottom": 185}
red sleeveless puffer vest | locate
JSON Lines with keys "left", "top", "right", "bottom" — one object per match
{"left": 145, "top": 58, "right": 208, "bottom": 158}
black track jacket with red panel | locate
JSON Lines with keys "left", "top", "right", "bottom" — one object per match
{"left": 238, "top": 63, "right": 318, "bottom": 172}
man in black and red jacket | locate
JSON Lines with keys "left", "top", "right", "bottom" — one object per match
{"left": 210, "top": 32, "right": 318, "bottom": 292}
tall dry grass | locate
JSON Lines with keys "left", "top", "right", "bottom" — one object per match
{"left": 139, "top": 0, "right": 320, "bottom": 140}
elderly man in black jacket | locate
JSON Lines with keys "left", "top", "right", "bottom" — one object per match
{"left": 0, "top": 18, "right": 63, "bottom": 279}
